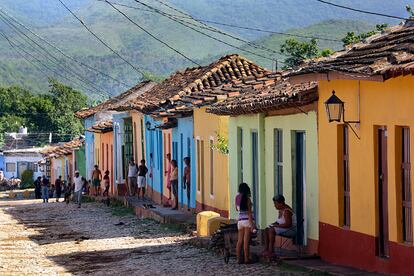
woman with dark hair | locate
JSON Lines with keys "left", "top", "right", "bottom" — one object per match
{"left": 235, "top": 183, "right": 255, "bottom": 264}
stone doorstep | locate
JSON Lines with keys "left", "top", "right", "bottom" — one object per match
{"left": 87, "top": 195, "right": 196, "bottom": 232}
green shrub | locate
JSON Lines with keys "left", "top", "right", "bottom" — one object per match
{"left": 21, "top": 169, "right": 34, "bottom": 189}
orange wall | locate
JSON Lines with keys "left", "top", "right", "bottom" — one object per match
{"left": 318, "top": 75, "right": 414, "bottom": 242}
{"left": 98, "top": 131, "right": 114, "bottom": 194}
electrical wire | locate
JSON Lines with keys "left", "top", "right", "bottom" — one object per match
{"left": 140, "top": 0, "right": 284, "bottom": 57}
{"left": 315, "top": 0, "right": 409, "bottom": 20}
{"left": 0, "top": 29, "right": 104, "bottom": 97}
{"left": 0, "top": 8, "right": 131, "bottom": 89}
{"left": 0, "top": 13, "right": 109, "bottom": 98}
{"left": 97, "top": 0, "right": 341, "bottom": 42}
{"left": 57, "top": 0, "right": 147, "bottom": 76}
{"left": 132, "top": 0, "right": 280, "bottom": 62}
{"left": 104, "top": 0, "right": 200, "bottom": 66}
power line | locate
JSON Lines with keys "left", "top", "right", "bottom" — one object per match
{"left": 315, "top": 0, "right": 409, "bottom": 20}
{"left": 0, "top": 29, "right": 104, "bottom": 97}
{"left": 145, "top": 0, "right": 284, "bottom": 57}
{"left": 0, "top": 13, "right": 109, "bottom": 98}
{"left": 132, "top": 0, "right": 280, "bottom": 62}
{"left": 104, "top": 0, "right": 200, "bottom": 66}
{"left": 57, "top": 0, "right": 147, "bottom": 77}
{"left": 0, "top": 30, "right": 51, "bottom": 81}
{"left": 98, "top": 0, "right": 341, "bottom": 42}
{"left": 0, "top": 8, "right": 131, "bottom": 89}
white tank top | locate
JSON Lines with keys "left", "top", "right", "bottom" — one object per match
{"left": 276, "top": 209, "right": 297, "bottom": 227}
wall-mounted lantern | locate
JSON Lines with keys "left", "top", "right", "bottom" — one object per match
{"left": 145, "top": 121, "right": 155, "bottom": 131}
{"left": 325, "top": 90, "right": 360, "bottom": 139}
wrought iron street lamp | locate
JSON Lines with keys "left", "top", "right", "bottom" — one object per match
{"left": 325, "top": 90, "right": 360, "bottom": 139}
{"left": 145, "top": 121, "right": 155, "bottom": 131}
{"left": 324, "top": 91, "right": 344, "bottom": 122}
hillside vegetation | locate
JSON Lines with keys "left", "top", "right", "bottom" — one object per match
{"left": 0, "top": 0, "right": 407, "bottom": 98}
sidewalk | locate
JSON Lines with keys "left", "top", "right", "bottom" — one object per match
{"left": 89, "top": 194, "right": 380, "bottom": 275}
{"left": 89, "top": 194, "right": 196, "bottom": 226}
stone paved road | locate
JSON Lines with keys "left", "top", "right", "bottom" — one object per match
{"left": 0, "top": 194, "right": 314, "bottom": 275}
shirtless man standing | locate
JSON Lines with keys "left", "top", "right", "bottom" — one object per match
{"left": 91, "top": 165, "right": 102, "bottom": 196}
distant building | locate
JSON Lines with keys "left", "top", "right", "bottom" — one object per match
{"left": 2, "top": 148, "right": 44, "bottom": 180}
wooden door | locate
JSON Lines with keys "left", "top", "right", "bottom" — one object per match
{"left": 251, "top": 131, "right": 259, "bottom": 224}
{"left": 377, "top": 127, "right": 389, "bottom": 257}
{"left": 402, "top": 128, "right": 412, "bottom": 242}
{"left": 294, "top": 132, "right": 305, "bottom": 245}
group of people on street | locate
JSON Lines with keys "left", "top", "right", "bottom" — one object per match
{"left": 164, "top": 153, "right": 191, "bottom": 210}
{"left": 128, "top": 159, "right": 148, "bottom": 199}
{"left": 235, "top": 183, "right": 297, "bottom": 264}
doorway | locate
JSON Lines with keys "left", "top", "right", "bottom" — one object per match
{"left": 293, "top": 131, "right": 306, "bottom": 245}
{"left": 377, "top": 127, "right": 389, "bottom": 257}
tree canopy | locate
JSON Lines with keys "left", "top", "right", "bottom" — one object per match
{"left": 0, "top": 79, "right": 87, "bottom": 146}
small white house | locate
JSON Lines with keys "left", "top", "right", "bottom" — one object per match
{"left": 3, "top": 148, "right": 44, "bottom": 180}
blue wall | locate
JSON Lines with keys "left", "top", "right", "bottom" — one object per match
{"left": 84, "top": 116, "right": 95, "bottom": 180}
{"left": 144, "top": 115, "right": 164, "bottom": 201}
{"left": 0, "top": 153, "right": 4, "bottom": 172}
{"left": 172, "top": 116, "right": 196, "bottom": 209}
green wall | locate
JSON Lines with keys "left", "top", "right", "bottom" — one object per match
{"left": 228, "top": 111, "right": 319, "bottom": 240}
{"left": 264, "top": 111, "right": 319, "bottom": 241}
{"left": 228, "top": 113, "right": 267, "bottom": 227}
{"left": 75, "top": 145, "right": 86, "bottom": 178}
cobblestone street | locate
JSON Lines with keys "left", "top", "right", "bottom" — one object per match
{"left": 0, "top": 194, "right": 316, "bottom": 275}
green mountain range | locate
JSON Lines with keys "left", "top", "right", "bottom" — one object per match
{"left": 0, "top": 0, "right": 409, "bottom": 99}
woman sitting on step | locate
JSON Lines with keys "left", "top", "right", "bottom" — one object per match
{"left": 262, "top": 195, "right": 297, "bottom": 257}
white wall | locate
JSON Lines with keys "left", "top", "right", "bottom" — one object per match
{"left": 4, "top": 154, "right": 43, "bottom": 180}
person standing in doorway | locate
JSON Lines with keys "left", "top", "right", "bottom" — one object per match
{"left": 73, "top": 171, "right": 83, "bottom": 208}
{"left": 91, "top": 165, "right": 102, "bottom": 196}
{"left": 41, "top": 175, "right": 50, "bottom": 203}
{"left": 128, "top": 159, "right": 138, "bottom": 196}
{"left": 183, "top": 157, "right": 191, "bottom": 211}
{"left": 137, "top": 160, "right": 148, "bottom": 200}
{"left": 164, "top": 153, "right": 172, "bottom": 202}
{"left": 55, "top": 176, "right": 63, "bottom": 202}
{"left": 170, "top": 160, "right": 178, "bottom": 210}
{"left": 34, "top": 176, "right": 42, "bottom": 199}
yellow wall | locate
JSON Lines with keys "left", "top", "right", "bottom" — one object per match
{"left": 194, "top": 107, "right": 230, "bottom": 215}
{"left": 318, "top": 75, "right": 414, "bottom": 242}
{"left": 94, "top": 133, "right": 101, "bottom": 172}
{"left": 131, "top": 111, "right": 146, "bottom": 163}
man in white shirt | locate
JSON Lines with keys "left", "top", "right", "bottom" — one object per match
{"left": 73, "top": 171, "right": 83, "bottom": 208}
{"left": 128, "top": 159, "right": 138, "bottom": 196}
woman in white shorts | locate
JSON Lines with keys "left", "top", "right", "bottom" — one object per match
{"left": 235, "top": 183, "right": 256, "bottom": 264}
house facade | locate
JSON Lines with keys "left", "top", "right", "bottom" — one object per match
{"left": 289, "top": 22, "right": 414, "bottom": 274}
{"left": 116, "top": 54, "right": 268, "bottom": 213}
{"left": 2, "top": 148, "right": 44, "bottom": 180}
{"left": 208, "top": 76, "right": 319, "bottom": 253}
{"left": 194, "top": 107, "right": 230, "bottom": 217}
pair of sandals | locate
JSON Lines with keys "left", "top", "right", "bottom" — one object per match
{"left": 143, "top": 204, "right": 155, "bottom": 209}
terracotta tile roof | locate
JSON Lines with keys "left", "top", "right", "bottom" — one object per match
{"left": 151, "top": 71, "right": 281, "bottom": 119}
{"left": 75, "top": 80, "right": 156, "bottom": 119}
{"left": 87, "top": 120, "right": 113, "bottom": 133}
{"left": 206, "top": 79, "right": 318, "bottom": 116}
{"left": 117, "top": 54, "right": 269, "bottom": 113}
{"left": 41, "top": 136, "right": 85, "bottom": 158}
{"left": 289, "top": 22, "right": 414, "bottom": 80}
